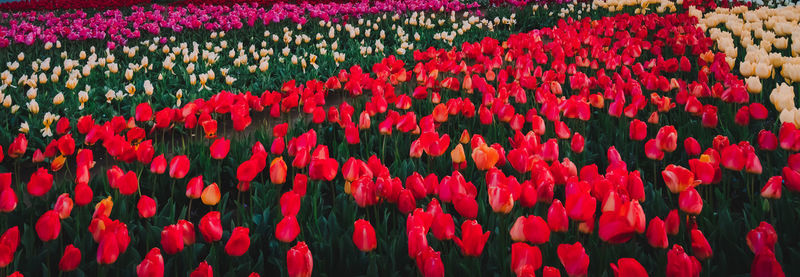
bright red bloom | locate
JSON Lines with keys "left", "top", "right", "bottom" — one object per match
{"left": 59, "top": 244, "right": 81, "bottom": 272}
{"left": 137, "top": 195, "right": 156, "bottom": 218}
{"left": 161, "top": 224, "right": 184, "bottom": 255}
{"left": 150, "top": 154, "right": 167, "bottom": 174}
{"left": 35, "top": 210, "right": 60, "bottom": 241}
{"left": 225, "top": 227, "right": 250, "bottom": 256}
{"left": 0, "top": 226, "right": 19, "bottom": 268}
{"left": 548, "top": 199, "right": 569, "bottom": 232}
{"left": 557, "top": 242, "right": 590, "bottom": 277}
{"left": 199, "top": 211, "right": 223, "bottom": 243}
{"left": 690, "top": 229, "right": 713, "bottom": 260}
{"left": 629, "top": 119, "right": 647, "bottom": 141}
{"left": 758, "top": 130, "right": 778, "bottom": 151}
{"left": 655, "top": 126, "right": 678, "bottom": 152}
{"left": 287, "top": 241, "right": 313, "bottom": 277}
{"left": 662, "top": 165, "right": 700, "bottom": 194}
{"left": 135, "top": 103, "right": 153, "bottom": 122}
{"left": 761, "top": 176, "right": 782, "bottom": 199}
{"left": 169, "top": 155, "right": 190, "bottom": 179}
{"left": 431, "top": 212, "right": 455, "bottom": 241}
{"left": 8, "top": 133, "right": 27, "bottom": 159}
{"left": 136, "top": 248, "right": 164, "bottom": 277}
{"left": 210, "top": 138, "right": 230, "bottom": 160}
{"left": 684, "top": 137, "right": 702, "bottom": 156}
{"left": 666, "top": 209, "right": 680, "bottom": 236}
{"left": 186, "top": 175, "right": 203, "bottom": 199}
{"left": 353, "top": 219, "right": 377, "bottom": 252}
{"left": 747, "top": 222, "right": 777, "bottom": 255}
{"left": 453, "top": 220, "right": 490, "bottom": 257}
{"left": 511, "top": 242, "right": 542, "bottom": 275}
{"left": 679, "top": 187, "right": 703, "bottom": 215}
{"left": 751, "top": 249, "right": 785, "bottom": 277}
{"left": 27, "top": 167, "right": 53, "bottom": 197}
{"left": 276, "top": 216, "right": 301, "bottom": 243}
{"left": 611, "top": 258, "right": 648, "bottom": 277}
{"left": 190, "top": 261, "right": 213, "bottom": 277}
{"left": 666, "top": 244, "right": 700, "bottom": 277}
{"left": 118, "top": 171, "right": 138, "bottom": 196}
{"left": 645, "top": 139, "right": 664, "bottom": 160}
{"left": 646, "top": 217, "right": 668, "bottom": 249}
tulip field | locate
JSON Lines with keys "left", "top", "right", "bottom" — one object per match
{"left": 1, "top": 0, "right": 800, "bottom": 276}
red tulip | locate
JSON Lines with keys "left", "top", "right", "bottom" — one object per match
{"left": 510, "top": 215, "right": 550, "bottom": 244}
{"left": 58, "top": 244, "right": 81, "bottom": 272}
{"left": 56, "top": 117, "right": 70, "bottom": 135}
{"left": 761, "top": 176, "right": 782, "bottom": 199}
{"left": 353, "top": 219, "right": 377, "bottom": 252}
{"left": 210, "top": 138, "right": 230, "bottom": 160}
{"left": 751, "top": 249, "right": 785, "bottom": 277}
{"left": 645, "top": 139, "right": 664, "bottom": 160}
{"left": 58, "top": 134, "right": 75, "bottom": 156}
{"left": 271, "top": 157, "right": 288, "bottom": 185}
{"left": 177, "top": 220, "right": 196, "bottom": 246}
{"left": 27, "top": 167, "right": 53, "bottom": 197}
{"left": 225, "top": 227, "right": 250, "bottom": 257}
{"left": 684, "top": 137, "right": 701, "bottom": 156}
{"left": 185, "top": 175, "right": 204, "bottom": 199}
{"left": 199, "top": 211, "right": 223, "bottom": 243}
{"left": 679, "top": 187, "right": 703, "bottom": 215}
{"left": 665, "top": 209, "right": 680, "bottom": 236}
{"left": 511, "top": 242, "right": 542, "bottom": 275}
{"left": 8, "top": 133, "right": 27, "bottom": 159}
{"left": 655, "top": 125, "right": 677, "bottom": 152}
{"left": 35, "top": 210, "right": 60, "bottom": 241}
{"left": 646, "top": 217, "right": 668, "bottom": 249}
{"left": 74, "top": 182, "right": 93, "bottom": 207}
{"left": 287, "top": 241, "right": 313, "bottom": 277}
{"left": 747, "top": 222, "right": 777, "bottom": 255}
{"left": 629, "top": 119, "right": 647, "bottom": 141}
{"left": 566, "top": 192, "right": 596, "bottom": 222}
{"left": 201, "top": 119, "right": 217, "bottom": 139}
{"left": 97, "top": 233, "right": 121, "bottom": 264}
{"left": 0, "top": 226, "right": 19, "bottom": 268}
{"left": 150, "top": 154, "right": 167, "bottom": 174}
{"left": 161, "top": 224, "right": 184, "bottom": 255}
{"left": 276, "top": 216, "right": 301, "bottom": 243}
{"left": 190, "top": 261, "right": 213, "bottom": 277}
{"left": 398, "top": 189, "right": 416, "bottom": 214}
{"left": 137, "top": 195, "right": 157, "bottom": 218}
{"left": 662, "top": 165, "right": 700, "bottom": 194}
{"left": 118, "top": 171, "right": 138, "bottom": 195}
{"left": 690, "top": 229, "right": 712, "bottom": 260}
{"left": 47, "top": 194, "right": 71, "bottom": 221}
{"left": 557, "top": 242, "right": 590, "bottom": 277}
{"left": 453, "top": 195, "right": 478, "bottom": 219}
{"left": 666, "top": 244, "right": 700, "bottom": 277}
{"left": 415, "top": 247, "right": 444, "bottom": 277}
{"left": 136, "top": 248, "right": 164, "bottom": 277}
{"left": 453, "top": 220, "right": 490, "bottom": 257}
{"left": 0, "top": 182, "right": 16, "bottom": 213}
{"left": 169, "top": 155, "right": 190, "bottom": 179}
{"left": 135, "top": 103, "right": 153, "bottom": 122}
{"left": 757, "top": 130, "right": 778, "bottom": 151}
{"left": 488, "top": 185, "right": 514, "bottom": 214}
{"left": 571, "top": 133, "right": 584, "bottom": 153}
{"left": 548, "top": 200, "right": 569, "bottom": 232}
{"left": 543, "top": 266, "right": 561, "bottom": 277}
{"left": 431, "top": 213, "right": 455, "bottom": 240}
{"left": 611, "top": 258, "right": 648, "bottom": 277}
{"left": 721, "top": 145, "right": 745, "bottom": 171}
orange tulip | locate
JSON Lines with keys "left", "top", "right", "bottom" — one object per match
{"left": 270, "top": 157, "right": 288, "bottom": 185}
{"left": 471, "top": 143, "right": 499, "bottom": 170}
{"left": 201, "top": 183, "right": 221, "bottom": 206}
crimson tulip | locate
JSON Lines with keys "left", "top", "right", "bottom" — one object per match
{"left": 210, "top": 138, "right": 230, "bottom": 160}
{"left": 646, "top": 217, "right": 668, "bottom": 249}
{"left": 58, "top": 244, "right": 81, "bottom": 272}
{"left": 137, "top": 195, "right": 156, "bottom": 218}
{"left": 161, "top": 224, "right": 184, "bottom": 255}
{"left": 352, "top": 219, "right": 377, "bottom": 252}
{"left": 225, "top": 227, "right": 250, "bottom": 256}
{"left": 27, "top": 167, "right": 53, "bottom": 197}
{"left": 751, "top": 249, "right": 785, "bottom": 277}
{"left": 199, "top": 211, "right": 223, "bottom": 243}
{"left": 557, "top": 242, "right": 590, "bottom": 277}
{"left": 747, "top": 222, "right": 777, "bottom": 255}
{"left": 611, "top": 258, "right": 648, "bottom": 277}
{"left": 666, "top": 244, "right": 701, "bottom": 277}
{"left": 511, "top": 242, "right": 542, "bottom": 275}
{"left": 0, "top": 226, "right": 19, "bottom": 268}
{"left": 287, "top": 241, "right": 313, "bottom": 277}
{"left": 169, "top": 155, "right": 190, "bottom": 179}
{"left": 453, "top": 220, "right": 490, "bottom": 257}
{"left": 36, "top": 210, "right": 60, "bottom": 241}
{"left": 276, "top": 216, "right": 301, "bottom": 243}
{"left": 190, "top": 261, "right": 213, "bottom": 277}
{"left": 136, "top": 248, "right": 164, "bottom": 277}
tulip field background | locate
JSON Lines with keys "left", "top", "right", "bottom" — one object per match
{"left": 0, "top": 0, "right": 798, "bottom": 276}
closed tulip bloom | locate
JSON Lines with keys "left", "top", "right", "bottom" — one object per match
{"left": 287, "top": 241, "right": 313, "bottom": 277}
{"left": 453, "top": 220, "right": 490, "bottom": 257}
{"left": 453, "top": 195, "right": 478, "bottom": 219}
{"left": 645, "top": 139, "right": 664, "bottom": 160}
{"left": 8, "top": 134, "right": 27, "bottom": 159}
{"left": 751, "top": 249, "right": 785, "bottom": 277}
{"left": 27, "top": 167, "right": 53, "bottom": 197}
{"left": 397, "top": 189, "right": 416, "bottom": 214}
{"left": 543, "top": 266, "right": 561, "bottom": 277}
{"left": 150, "top": 154, "right": 167, "bottom": 174}
{"left": 646, "top": 217, "right": 668, "bottom": 249}
{"left": 747, "top": 222, "right": 778, "bottom": 255}
{"left": 511, "top": 242, "right": 542, "bottom": 275}
{"left": 201, "top": 183, "right": 221, "bottom": 206}
{"left": 136, "top": 248, "right": 164, "bottom": 277}
{"left": 97, "top": 234, "right": 121, "bottom": 265}
{"left": 199, "top": 211, "right": 223, "bottom": 243}
{"left": 557, "top": 242, "right": 590, "bottom": 277}
{"left": 190, "top": 261, "right": 213, "bottom": 277}
{"left": 0, "top": 185, "right": 17, "bottom": 213}
{"left": 547, "top": 200, "right": 569, "bottom": 232}
{"left": 611, "top": 258, "right": 648, "bottom": 277}
{"left": 36, "top": 210, "right": 60, "bottom": 241}
{"left": 666, "top": 244, "right": 699, "bottom": 277}
{"left": 655, "top": 125, "right": 677, "bottom": 152}
{"left": 58, "top": 244, "right": 81, "bottom": 272}
{"left": 209, "top": 138, "right": 230, "bottom": 160}
{"left": 137, "top": 195, "right": 156, "bottom": 218}
{"left": 431, "top": 213, "right": 455, "bottom": 240}
{"left": 225, "top": 227, "right": 250, "bottom": 256}
{"left": 177, "top": 220, "right": 196, "bottom": 246}
{"left": 353, "top": 219, "right": 377, "bottom": 252}
{"left": 118, "top": 171, "right": 138, "bottom": 195}
{"left": 629, "top": 119, "right": 647, "bottom": 141}
{"left": 0, "top": 226, "right": 19, "bottom": 268}
{"left": 488, "top": 185, "right": 514, "bottom": 214}
{"left": 662, "top": 165, "right": 700, "bottom": 194}
{"left": 513, "top": 215, "right": 550, "bottom": 244}
{"left": 665, "top": 209, "right": 680, "bottom": 236}
{"left": 471, "top": 143, "right": 499, "bottom": 170}
{"left": 161, "top": 225, "right": 184, "bottom": 255}
{"left": 760, "top": 176, "right": 782, "bottom": 200}
{"left": 684, "top": 137, "right": 701, "bottom": 156}
{"left": 270, "top": 157, "right": 288, "bottom": 184}
{"left": 571, "top": 133, "right": 585, "bottom": 153}
{"left": 169, "top": 155, "right": 190, "bottom": 179}
{"left": 186, "top": 175, "right": 203, "bottom": 199}
{"left": 276, "top": 216, "right": 301, "bottom": 243}
{"left": 690, "top": 229, "right": 713, "bottom": 260}
{"left": 679, "top": 187, "right": 703, "bottom": 215}
{"left": 757, "top": 130, "right": 778, "bottom": 151}
{"left": 566, "top": 192, "right": 596, "bottom": 222}
{"left": 280, "top": 191, "right": 301, "bottom": 217}
{"left": 74, "top": 182, "right": 93, "bottom": 207}
{"left": 54, "top": 193, "right": 73, "bottom": 219}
